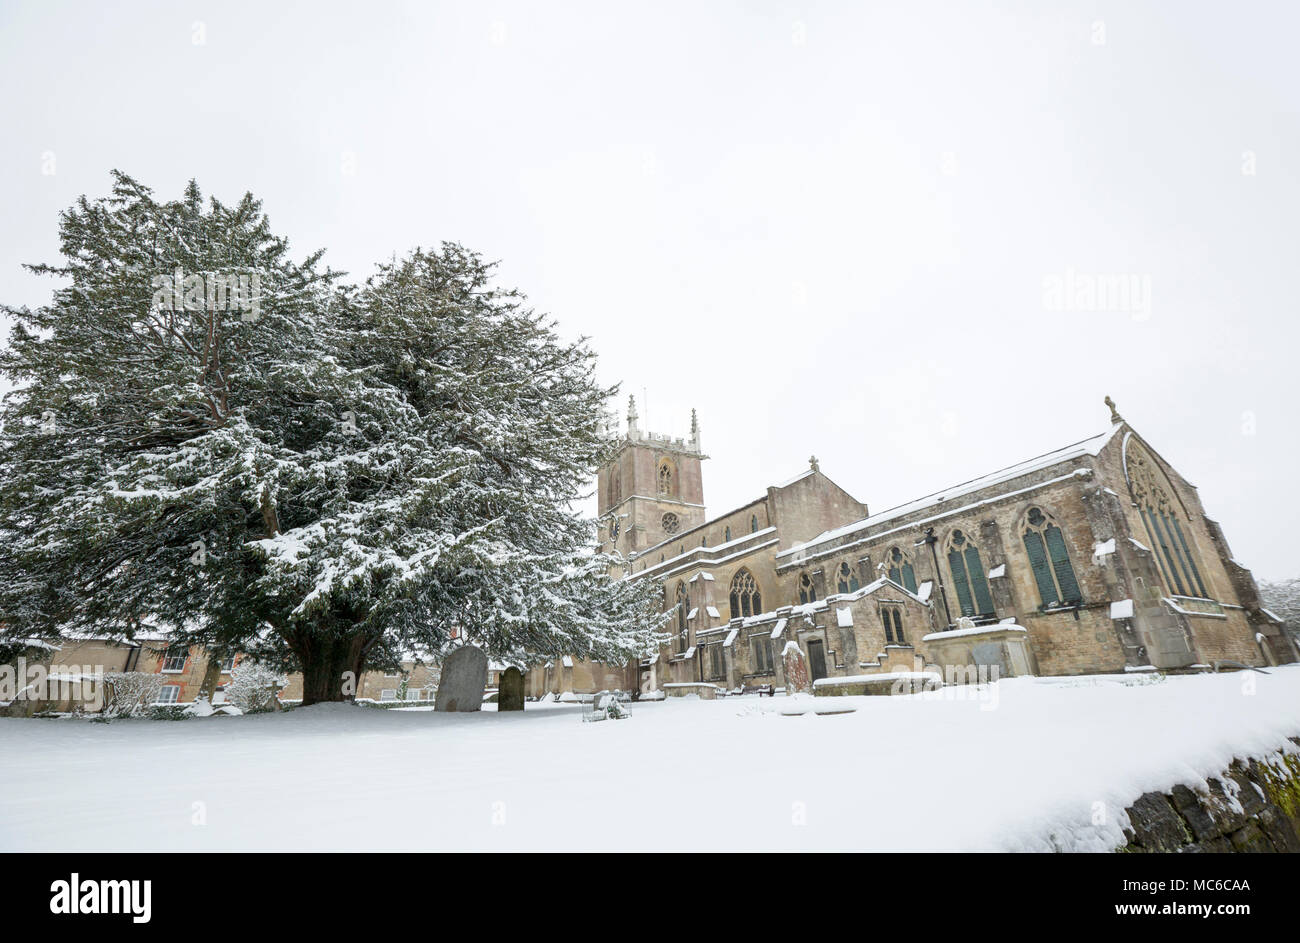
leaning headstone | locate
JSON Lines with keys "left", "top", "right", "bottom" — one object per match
{"left": 498, "top": 667, "right": 525, "bottom": 712}
{"left": 435, "top": 645, "right": 488, "bottom": 712}
{"left": 782, "top": 641, "right": 811, "bottom": 694}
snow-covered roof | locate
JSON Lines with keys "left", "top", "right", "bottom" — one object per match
{"left": 922, "top": 623, "right": 1027, "bottom": 642}
{"left": 779, "top": 426, "right": 1119, "bottom": 561}
{"left": 775, "top": 468, "right": 815, "bottom": 488}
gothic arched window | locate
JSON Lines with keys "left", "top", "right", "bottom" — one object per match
{"left": 751, "top": 514, "right": 759, "bottom": 533}
{"left": 836, "top": 562, "right": 860, "bottom": 594}
{"left": 729, "top": 569, "right": 762, "bottom": 618}
{"left": 946, "top": 529, "right": 995, "bottom": 619}
{"left": 798, "top": 572, "right": 817, "bottom": 605}
{"left": 675, "top": 582, "right": 689, "bottom": 653}
{"left": 657, "top": 460, "right": 675, "bottom": 497}
{"left": 724, "top": 526, "right": 731, "bottom": 542}
{"left": 1126, "top": 445, "right": 1210, "bottom": 599}
{"left": 886, "top": 547, "right": 919, "bottom": 594}
{"left": 608, "top": 471, "right": 621, "bottom": 508}
{"left": 1022, "top": 507, "right": 1082, "bottom": 608}
{"left": 881, "top": 606, "right": 905, "bottom": 644}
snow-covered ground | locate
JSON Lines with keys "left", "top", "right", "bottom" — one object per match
{"left": 2, "top": 668, "right": 1298, "bottom": 852}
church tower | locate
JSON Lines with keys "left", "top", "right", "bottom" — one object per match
{"left": 598, "top": 397, "right": 707, "bottom": 558}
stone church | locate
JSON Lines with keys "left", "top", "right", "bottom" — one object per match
{"left": 526, "top": 397, "right": 1296, "bottom": 696}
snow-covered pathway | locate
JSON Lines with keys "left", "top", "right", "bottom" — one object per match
{"left": 2, "top": 668, "right": 1298, "bottom": 852}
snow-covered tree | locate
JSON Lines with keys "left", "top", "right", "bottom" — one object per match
{"left": 1258, "top": 578, "right": 1300, "bottom": 645}
{"left": 247, "top": 245, "right": 669, "bottom": 698}
{"left": 224, "top": 660, "right": 287, "bottom": 713}
{"left": 101, "top": 672, "right": 165, "bottom": 718}
{"left": 0, "top": 175, "right": 667, "bottom": 705}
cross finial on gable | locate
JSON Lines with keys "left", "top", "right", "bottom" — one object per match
{"left": 1104, "top": 395, "right": 1123, "bottom": 425}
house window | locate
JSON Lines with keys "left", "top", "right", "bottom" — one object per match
{"left": 729, "top": 569, "right": 762, "bottom": 618}
{"left": 1022, "top": 507, "right": 1082, "bottom": 608}
{"left": 657, "top": 460, "right": 675, "bottom": 497}
{"left": 380, "top": 689, "right": 397, "bottom": 701}
{"left": 156, "top": 685, "right": 180, "bottom": 704}
{"left": 836, "top": 562, "right": 860, "bottom": 594}
{"left": 886, "top": 547, "right": 919, "bottom": 594}
{"left": 161, "top": 647, "right": 188, "bottom": 673}
{"left": 405, "top": 688, "right": 421, "bottom": 701}
{"left": 947, "top": 529, "right": 996, "bottom": 619}
{"left": 798, "top": 572, "right": 816, "bottom": 605}
{"left": 750, "top": 635, "right": 773, "bottom": 673}
{"left": 220, "top": 653, "right": 236, "bottom": 673}
{"left": 675, "top": 582, "right": 690, "bottom": 653}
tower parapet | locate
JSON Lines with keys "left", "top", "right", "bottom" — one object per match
{"left": 598, "top": 396, "right": 708, "bottom": 554}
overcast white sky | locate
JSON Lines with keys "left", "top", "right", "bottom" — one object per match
{"left": 2, "top": 0, "right": 1298, "bottom": 578}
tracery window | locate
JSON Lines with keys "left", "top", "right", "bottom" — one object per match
{"left": 750, "top": 635, "right": 773, "bottom": 673}
{"left": 661, "top": 512, "right": 680, "bottom": 535}
{"left": 1126, "top": 446, "right": 1210, "bottom": 599}
{"left": 729, "top": 568, "right": 762, "bottom": 618}
{"left": 1022, "top": 507, "right": 1082, "bottom": 608}
{"left": 886, "top": 547, "right": 919, "bottom": 594}
{"left": 798, "top": 572, "right": 817, "bottom": 605}
{"left": 946, "top": 529, "right": 995, "bottom": 619}
{"left": 657, "top": 460, "right": 675, "bottom": 497}
{"left": 836, "top": 562, "right": 860, "bottom": 594}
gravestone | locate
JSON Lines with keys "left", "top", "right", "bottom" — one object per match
{"left": 434, "top": 645, "right": 488, "bottom": 712}
{"left": 782, "top": 641, "right": 811, "bottom": 694}
{"left": 498, "top": 667, "right": 525, "bottom": 712}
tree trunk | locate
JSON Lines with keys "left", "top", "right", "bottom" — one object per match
{"left": 296, "top": 631, "right": 368, "bottom": 706}
{"left": 197, "top": 654, "right": 224, "bottom": 703}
